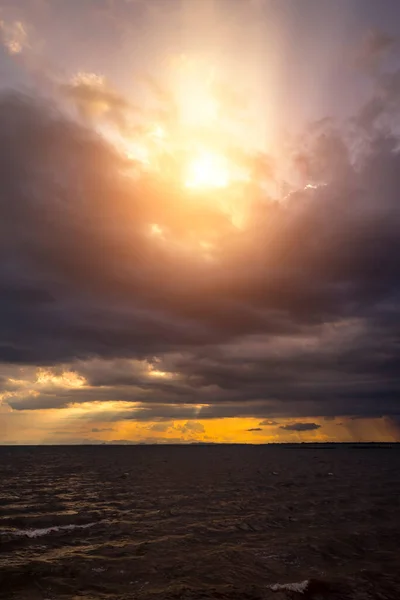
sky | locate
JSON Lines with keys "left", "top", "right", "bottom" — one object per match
{"left": 1, "top": 0, "right": 400, "bottom": 444}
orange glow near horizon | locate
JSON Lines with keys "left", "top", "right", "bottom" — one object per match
{"left": 2, "top": 408, "right": 399, "bottom": 445}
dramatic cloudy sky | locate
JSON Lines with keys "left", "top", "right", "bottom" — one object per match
{"left": 1, "top": 0, "right": 400, "bottom": 444}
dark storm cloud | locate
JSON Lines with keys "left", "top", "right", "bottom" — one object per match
{"left": 280, "top": 423, "right": 321, "bottom": 432}
{"left": 1, "top": 89, "right": 400, "bottom": 420}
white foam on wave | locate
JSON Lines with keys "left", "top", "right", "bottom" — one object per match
{"left": 0, "top": 522, "right": 98, "bottom": 538}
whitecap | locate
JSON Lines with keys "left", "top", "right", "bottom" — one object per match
{"left": 0, "top": 522, "right": 98, "bottom": 538}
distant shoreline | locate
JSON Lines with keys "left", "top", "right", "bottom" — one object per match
{"left": 0, "top": 442, "right": 398, "bottom": 448}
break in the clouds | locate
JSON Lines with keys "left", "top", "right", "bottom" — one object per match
{"left": 60, "top": 72, "right": 132, "bottom": 130}
{"left": 0, "top": 0, "right": 400, "bottom": 443}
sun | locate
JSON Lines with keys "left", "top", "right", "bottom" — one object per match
{"left": 184, "top": 149, "right": 230, "bottom": 190}
{"left": 117, "top": 57, "right": 254, "bottom": 201}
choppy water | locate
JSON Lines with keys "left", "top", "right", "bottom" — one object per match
{"left": 1, "top": 445, "right": 399, "bottom": 599}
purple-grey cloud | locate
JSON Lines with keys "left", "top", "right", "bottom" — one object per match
{"left": 0, "top": 85, "right": 400, "bottom": 424}
{"left": 280, "top": 423, "right": 321, "bottom": 432}
{"left": 91, "top": 427, "right": 114, "bottom": 433}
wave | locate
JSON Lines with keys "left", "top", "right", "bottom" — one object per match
{"left": 0, "top": 522, "right": 99, "bottom": 539}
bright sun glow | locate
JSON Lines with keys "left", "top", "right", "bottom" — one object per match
{"left": 184, "top": 150, "right": 230, "bottom": 190}
{"left": 119, "top": 57, "right": 243, "bottom": 194}
{"left": 106, "top": 56, "right": 263, "bottom": 233}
